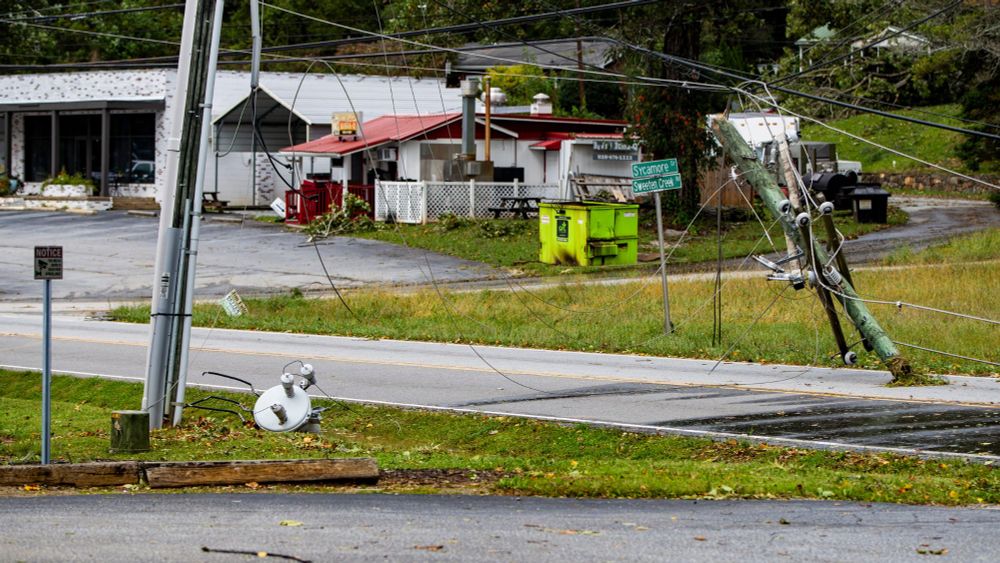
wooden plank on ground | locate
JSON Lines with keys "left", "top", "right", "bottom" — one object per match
{"left": 144, "top": 458, "right": 379, "bottom": 489}
{"left": 0, "top": 462, "right": 141, "bottom": 487}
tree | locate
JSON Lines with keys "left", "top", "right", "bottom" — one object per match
{"left": 621, "top": 1, "right": 785, "bottom": 218}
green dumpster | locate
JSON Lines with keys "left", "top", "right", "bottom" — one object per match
{"left": 539, "top": 201, "right": 639, "bottom": 266}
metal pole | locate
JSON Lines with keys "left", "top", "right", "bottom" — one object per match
{"left": 172, "top": 0, "right": 224, "bottom": 425}
{"left": 654, "top": 191, "right": 672, "bottom": 334}
{"left": 41, "top": 279, "right": 51, "bottom": 464}
{"left": 144, "top": 0, "right": 220, "bottom": 428}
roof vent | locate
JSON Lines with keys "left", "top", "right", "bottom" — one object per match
{"left": 530, "top": 93, "right": 552, "bottom": 116}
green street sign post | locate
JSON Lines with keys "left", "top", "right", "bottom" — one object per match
{"left": 631, "top": 158, "right": 683, "bottom": 334}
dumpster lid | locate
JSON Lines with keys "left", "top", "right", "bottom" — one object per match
{"left": 851, "top": 186, "right": 890, "bottom": 197}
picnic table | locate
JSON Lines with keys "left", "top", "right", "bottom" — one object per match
{"left": 488, "top": 197, "right": 541, "bottom": 219}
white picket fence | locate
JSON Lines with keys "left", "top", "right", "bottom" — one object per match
{"left": 374, "top": 180, "right": 560, "bottom": 223}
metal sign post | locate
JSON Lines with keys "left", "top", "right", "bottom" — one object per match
{"left": 34, "top": 246, "right": 63, "bottom": 464}
{"left": 632, "top": 159, "right": 682, "bottom": 334}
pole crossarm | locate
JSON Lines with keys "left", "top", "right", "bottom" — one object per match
{"left": 711, "top": 117, "right": 913, "bottom": 382}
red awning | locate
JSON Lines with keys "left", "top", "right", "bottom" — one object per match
{"left": 529, "top": 139, "right": 563, "bottom": 151}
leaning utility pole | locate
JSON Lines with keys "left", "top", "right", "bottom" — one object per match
{"left": 712, "top": 117, "right": 915, "bottom": 383}
{"left": 143, "top": 0, "right": 225, "bottom": 429}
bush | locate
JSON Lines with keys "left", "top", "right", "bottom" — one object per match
{"left": 436, "top": 212, "right": 471, "bottom": 232}
{"left": 478, "top": 219, "right": 531, "bottom": 239}
{"left": 989, "top": 190, "right": 1000, "bottom": 210}
{"left": 42, "top": 168, "right": 96, "bottom": 193}
{"left": 301, "top": 194, "right": 379, "bottom": 241}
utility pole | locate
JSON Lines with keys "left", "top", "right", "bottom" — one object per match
{"left": 712, "top": 117, "right": 915, "bottom": 383}
{"left": 143, "top": 0, "right": 225, "bottom": 429}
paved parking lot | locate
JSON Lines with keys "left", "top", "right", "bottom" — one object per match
{"left": 0, "top": 211, "right": 498, "bottom": 302}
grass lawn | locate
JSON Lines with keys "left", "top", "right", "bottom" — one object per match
{"left": 801, "top": 104, "right": 971, "bottom": 174}
{"left": 883, "top": 228, "right": 1000, "bottom": 266}
{"left": 351, "top": 208, "right": 905, "bottom": 276}
{"left": 2, "top": 370, "right": 997, "bottom": 504}
{"left": 112, "top": 252, "right": 999, "bottom": 376}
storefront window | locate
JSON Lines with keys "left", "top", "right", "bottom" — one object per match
{"left": 24, "top": 116, "right": 51, "bottom": 182}
{"left": 110, "top": 114, "right": 155, "bottom": 184}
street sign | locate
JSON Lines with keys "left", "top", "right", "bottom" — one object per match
{"left": 633, "top": 174, "right": 682, "bottom": 194}
{"left": 631, "top": 158, "right": 678, "bottom": 179}
{"left": 34, "top": 246, "right": 63, "bottom": 280}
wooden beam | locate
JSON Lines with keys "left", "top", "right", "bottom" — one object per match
{"left": 144, "top": 458, "right": 379, "bottom": 488}
{"left": 0, "top": 462, "right": 141, "bottom": 487}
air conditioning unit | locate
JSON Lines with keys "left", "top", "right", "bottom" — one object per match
{"left": 376, "top": 147, "right": 397, "bottom": 161}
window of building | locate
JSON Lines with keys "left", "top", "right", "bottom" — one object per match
{"left": 24, "top": 116, "right": 51, "bottom": 182}
{"left": 110, "top": 113, "right": 155, "bottom": 184}
{"left": 59, "top": 114, "right": 101, "bottom": 182}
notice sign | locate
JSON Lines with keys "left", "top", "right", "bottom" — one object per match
{"left": 34, "top": 246, "right": 63, "bottom": 280}
{"left": 220, "top": 289, "right": 248, "bottom": 317}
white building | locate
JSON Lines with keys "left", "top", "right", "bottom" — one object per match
{"left": 0, "top": 69, "right": 461, "bottom": 206}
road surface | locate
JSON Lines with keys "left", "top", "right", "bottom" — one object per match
{"left": 1, "top": 494, "right": 998, "bottom": 562}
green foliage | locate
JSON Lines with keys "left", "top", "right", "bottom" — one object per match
{"left": 485, "top": 65, "right": 555, "bottom": 107}
{"left": 477, "top": 219, "right": 531, "bottom": 240}
{"left": 435, "top": 212, "right": 471, "bottom": 232}
{"left": 989, "top": 192, "right": 1000, "bottom": 210}
{"left": 301, "top": 194, "right": 378, "bottom": 241}
{"left": 41, "top": 168, "right": 96, "bottom": 195}
{"left": 802, "top": 104, "right": 968, "bottom": 173}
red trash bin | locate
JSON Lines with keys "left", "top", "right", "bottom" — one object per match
{"left": 286, "top": 180, "right": 334, "bottom": 225}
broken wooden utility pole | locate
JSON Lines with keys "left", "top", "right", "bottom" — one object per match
{"left": 712, "top": 117, "right": 916, "bottom": 383}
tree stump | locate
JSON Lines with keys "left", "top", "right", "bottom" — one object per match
{"left": 110, "top": 410, "right": 150, "bottom": 453}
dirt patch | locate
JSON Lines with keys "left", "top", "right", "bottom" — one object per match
{"left": 379, "top": 468, "right": 510, "bottom": 489}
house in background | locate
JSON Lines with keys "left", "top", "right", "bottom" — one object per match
{"left": 280, "top": 105, "right": 633, "bottom": 223}
{"left": 0, "top": 70, "right": 461, "bottom": 207}
{"left": 850, "top": 26, "right": 934, "bottom": 56}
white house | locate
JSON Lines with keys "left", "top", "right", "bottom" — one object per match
{"left": 0, "top": 69, "right": 462, "bottom": 206}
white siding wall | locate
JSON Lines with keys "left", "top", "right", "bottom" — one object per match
{"left": 399, "top": 142, "right": 421, "bottom": 180}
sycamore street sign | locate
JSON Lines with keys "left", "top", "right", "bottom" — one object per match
{"left": 631, "top": 158, "right": 682, "bottom": 194}
{"left": 632, "top": 159, "right": 678, "bottom": 178}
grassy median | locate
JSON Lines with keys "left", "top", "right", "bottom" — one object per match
{"left": 112, "top": 253, "right": 999, "bottom": 376}
{"left": 350, "top": 208, "right": 904, "bottom": 276}
{"left": 1, "top": 370, "right": 997, "bottom": 504}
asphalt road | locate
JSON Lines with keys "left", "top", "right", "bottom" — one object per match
{"left": 0, "top": 210, "right": 497, "bottom": 301}
{"left": 2, "top": 494, "right": 998, "bottom": 562}
{"left": 842, "top": 197, "right": 1000, "bottom": 263}
{"left": 2, "top": 315, "right": 999, "bottom": 460}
